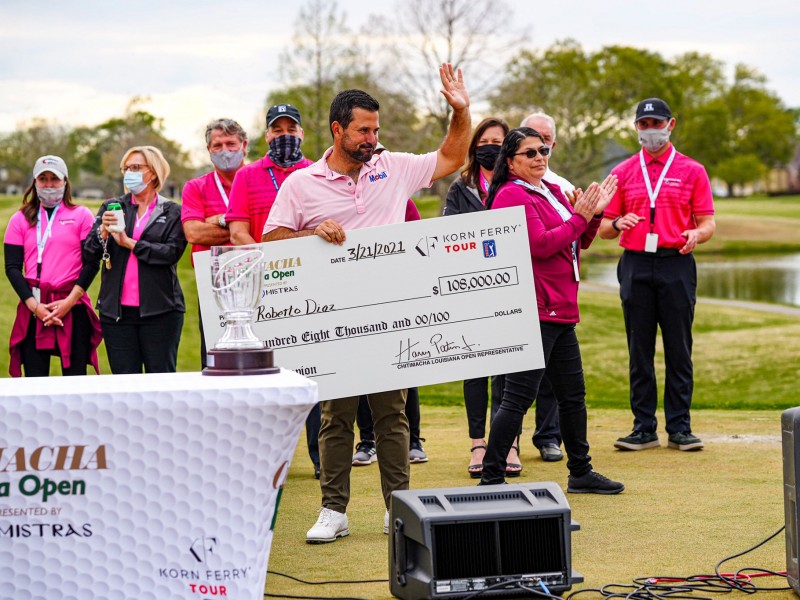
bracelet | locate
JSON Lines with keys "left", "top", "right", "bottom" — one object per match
{"left": 611, "top": 216, "right": 622, "bottom": 232}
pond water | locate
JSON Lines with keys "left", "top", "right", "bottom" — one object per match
{"left": 583, "top": 253, "right": 800, "bottom": 307}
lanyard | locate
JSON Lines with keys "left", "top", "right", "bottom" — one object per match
{"left": 267, "top": 167, "right": 280, "bottom": 192}
{"left": 639, "top": 146, "right": 676, "bottom": 232}
{"left": 36, "top": 203, "right": 60, "bottom": 278}
{"left": 479, "top": 172, "right": 490, "bottom": 196}
{"left": 514, "top": 179, "right": 572, "bottom": 220}
{"left": 213, "top": 172, "right": 230, "bottom": 208}
{"left": 513, "top": 179, "right": 580, "bottom": 281}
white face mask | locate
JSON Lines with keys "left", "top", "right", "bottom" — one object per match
{"left": 638, "top": 126, "right": 671, "bottom": 153}
{"left": 36, "top": 184, "right": 65, "bottom": 208}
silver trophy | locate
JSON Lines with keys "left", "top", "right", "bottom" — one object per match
{"left": 203, "top": 245, "right": 279, "bottom": 375}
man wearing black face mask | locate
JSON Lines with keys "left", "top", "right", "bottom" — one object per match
{"left": 227, "top": 104, "right": 314, "bottom": 245}
{"left": 600, "top": 98, "right": 716, "bottom": 453}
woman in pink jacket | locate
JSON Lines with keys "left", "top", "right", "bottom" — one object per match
{"left": 4, "top": 155, "right": 101, "bottom": 376}
{"left": 480, "top": 127, "right": 623, "bottom": 494}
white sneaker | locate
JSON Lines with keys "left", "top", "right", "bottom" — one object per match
{"left": 384, "top": 509, "right": 390, "bottom": 535}
{"left": 306, "top": 508, "right": 349, "bottom": 544}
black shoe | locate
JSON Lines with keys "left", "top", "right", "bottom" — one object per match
{"left": 314, "top": 464, "right": 321, "bottom": 480}
{"left": 539, "top": 443, "right": 564, "bottom": 462}
{"left": 668, "top": 432, "right": 704, "bottom": 451}
{"left": 614, "top": 431, "right": 660, "bottom": 451}
{"left": 567, "top": 470, "right": 624, "bottom": 495}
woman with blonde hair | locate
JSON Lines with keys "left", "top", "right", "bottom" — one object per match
{"left": 83, "top": 146, "right": 187, "bottom": 373}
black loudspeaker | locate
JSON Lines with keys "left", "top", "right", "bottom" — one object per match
{"left": 389, "top": 482, "right": 583, "bottom": 599}
{"left": 782, "top": 408, "right": 800, "bottom": 595}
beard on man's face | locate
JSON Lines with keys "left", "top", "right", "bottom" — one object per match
{"left": 342, "top": 133, "right": 375, "bottom": 163}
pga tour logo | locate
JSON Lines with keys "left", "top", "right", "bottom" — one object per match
{"left": 483, "top": 240, "right": 496, "bottom": 258}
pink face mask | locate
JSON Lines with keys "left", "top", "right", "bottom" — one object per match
{"left": 36, "top": 184, "right": 65, "bottom": 208}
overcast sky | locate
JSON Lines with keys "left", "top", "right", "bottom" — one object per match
{"left": 1, "top": 0, "right": 798, "bottom": 160}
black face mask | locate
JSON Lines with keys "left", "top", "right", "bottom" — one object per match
{"left": 268, "top": 134, "right": 304, "bottom": 167}
{"left": 475, "top": 144, "right": 501, "bottom": 170}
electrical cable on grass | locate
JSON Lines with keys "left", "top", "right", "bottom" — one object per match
{"left": 264, "top": 593, "right": 367, "bottom": 600}
{"left": 564, "top": 526, "right": 789, "bottom": 600}
{"left": 268, "top": 569, "right": 388, "bottom": 585}
{"left": 264, "top": 569, "right": 386, "bottom": 600}
{"left": 265, "top": 526, "right": 789, "bottom": 600}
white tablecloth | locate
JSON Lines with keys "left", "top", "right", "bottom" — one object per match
{"left": 0, "top": 370, "right": 318, "bottom": 600}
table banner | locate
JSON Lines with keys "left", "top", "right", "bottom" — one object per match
{"left": 0, "top": 371, "right": 318, "bottom": 600}
{"left": 195, "top": 207, "right": 544, "bottom": 401}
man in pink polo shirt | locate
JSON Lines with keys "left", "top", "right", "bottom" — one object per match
{"left": 599, "top": 97, "right": 716, "bottom": 453}
{"left": 265, "top": 63, "right": 471, "bottom": 544}
{"left": 226, "top": 104, "right": 314, "bottom": 245}
{"left": 181, "top": 118, "right": 248, "bottom": 369}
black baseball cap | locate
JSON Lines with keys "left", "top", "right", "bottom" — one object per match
{"left": 635, "top": 98, "right": 672, "bottom": 122}
{"left": 267, "top": 104, "right": 302, "bottom": 127}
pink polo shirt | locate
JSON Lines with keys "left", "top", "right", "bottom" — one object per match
{"left": 181, "top": 170, "right": 233, "bottom": 257}
{"left": 264, "top": 148, "right": 437, "bottom": 234}
{"left": 4, "top": 204, "right": 94, "bottom": 288}
{"left": 604, "top": 145, "right": 714, "bottom": 251}
{"left": 226, "top": 155, "right": 314, "bottom": 241}
{"left": 120, "top": 197, "right": 157, "bottom": 307}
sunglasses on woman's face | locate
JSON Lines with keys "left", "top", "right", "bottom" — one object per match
{"left": 514, "top": 146, "right": 551, "bottom": 159}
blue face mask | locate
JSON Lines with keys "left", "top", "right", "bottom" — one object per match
{"left": 123, "top": 171, "right": 148, "bottom": 195}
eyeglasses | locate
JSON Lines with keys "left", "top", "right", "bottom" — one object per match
{"left": 514, "top": 146, "right": 551, "bottom": 159}
{"left": 121, "top": 164, "right": 150, "bottom": 173}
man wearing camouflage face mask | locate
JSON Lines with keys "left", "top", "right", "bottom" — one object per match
{"left": 181, "top": 117, "right": 249, "bottom": 369}
{"left": 600, "top": 97, "right": 716, "bottom": 454}
{"left": 227, "top": 104, "right": 314, "bottom": 244}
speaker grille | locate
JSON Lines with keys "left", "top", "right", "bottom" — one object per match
{"left": 499, "top": 517, "right": 563, "bottom": 574}
{"left": 432, "top": 516, "right": 564, "bottom": 580}
{"left": 432, "top": 521, "right": 498, "bottom": 579}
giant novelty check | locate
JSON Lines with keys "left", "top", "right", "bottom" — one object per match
{"left": 195, "top": 207, "right": 544, "bottom": 400}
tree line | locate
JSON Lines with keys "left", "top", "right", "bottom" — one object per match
{"left": 1, "top": 0, "right": 797, "bottom": 198}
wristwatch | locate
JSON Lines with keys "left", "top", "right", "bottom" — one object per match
{"left": 218, "top": 214, "right": 227, "bottom": 229}
{"left": 611, "top": 216, "right": 622, "bottom": 232}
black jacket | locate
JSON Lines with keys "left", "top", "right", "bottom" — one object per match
{"left": 83, "top": 194, "right": 187, "bottom": 320}
{"left": 443, "top": 178, "right": 485, "bottom": 216}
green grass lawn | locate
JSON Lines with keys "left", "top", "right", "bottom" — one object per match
{"left": 2, "top": 192, "right": 798, "bottom": 599}
{"left": 267, "top": 407, "right": 794, "bottom": 599}
{"left": 0, "top": 193, "right": 799, "bottom": 412}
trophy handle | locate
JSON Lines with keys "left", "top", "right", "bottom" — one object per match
{"left": 211, "top": 249, "right": 264, "bottom": 292}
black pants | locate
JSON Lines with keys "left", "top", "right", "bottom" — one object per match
{"left": 532, "top": 376, "right": 562, "bottom": 448}
{"left": 20, "top": 304, "right": 92, "bottom": 377}
{"left": 482, "top": 322, "right": 592, "bottom": 484}
{"left": 357, "top": 387, "right": 421, "bottom": 445}
{"left": 464, "top": 375, "right": 505, "bottom": 439}
{"left": 618, "top": 251, "right": 696, "bottom": 435}
{"left": 101, "top": 307, "right": 184, "bottom": 374}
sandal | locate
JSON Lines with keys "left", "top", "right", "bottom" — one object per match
{"left": 468, "top": 445, "right": 486, "bottom": 479}
{"left": 506, "top": 445, "right": 522, "bottom": 478}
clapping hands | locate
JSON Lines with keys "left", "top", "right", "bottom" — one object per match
{"left": 572, "top": 174, "right": 618, "bottom": 222}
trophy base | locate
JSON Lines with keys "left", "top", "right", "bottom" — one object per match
{"left": 203, "top": 348, "right": 281, "bottom": 376}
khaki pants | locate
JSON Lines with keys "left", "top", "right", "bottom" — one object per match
{"left": 319, "top": 389, "right": 409, "bottom": 513}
